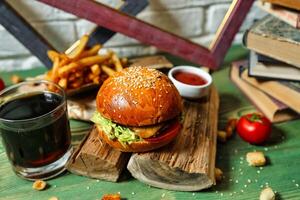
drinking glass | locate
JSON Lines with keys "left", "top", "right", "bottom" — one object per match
{"left": 0, "top": 80, "right": 72, "bottom": 180}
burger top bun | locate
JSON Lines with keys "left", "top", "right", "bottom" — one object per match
{"left": 96, "top": 66, "right": 182, "bottom": 126}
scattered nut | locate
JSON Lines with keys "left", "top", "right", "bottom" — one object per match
{"left": 48, "top": 197, "right": 59, "bottom": 200}
{"left": 225, "top": 118, "right": 238, "bottom": 138}
{"left": 102, "top": 194, "right": 121, "bottom": 200}
{"left": 217, "top": 130, "right": 227, "bottom": 142}
{"left": 260, "top": 187, "right": 275, "bottom": 200}
{"left": 32, "top": 180, "right": 47, "bottom": 191}
{"left": 215, "top": 168, "right": 223, "bottom": 182}
{"left": 246, "top": 152, "right": 266, "bottom": 167}
{"left": 10, "top": 74, "right": 23, "bottom": 84}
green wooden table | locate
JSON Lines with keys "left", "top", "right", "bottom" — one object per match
{"left": 1, "top": 46, "right": 300, "bottom": 200}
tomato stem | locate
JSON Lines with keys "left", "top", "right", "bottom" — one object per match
{"left": 247, "top": 113, "right": 263, "bottom": 123}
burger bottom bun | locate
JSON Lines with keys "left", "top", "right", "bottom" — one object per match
{"left": 96, "top": 125, "right": 178, "bottom": 152}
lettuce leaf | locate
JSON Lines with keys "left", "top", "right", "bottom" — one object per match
{"left": 91, "top": 112, "right": 141, "bottom": 145}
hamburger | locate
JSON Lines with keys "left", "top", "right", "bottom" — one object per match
{"left": 91, "top": 66, "right": 182, "bottom": 152}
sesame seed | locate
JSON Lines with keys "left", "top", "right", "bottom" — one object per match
{"left": 161, "top": 193, "right": 166, "bottom": 198}
{"left": 257, "top": 170, "right": 261, "bottom": 174}
{"left": 241, "top": 190, "right": 244, "bottom": 193}
{"left": 247, "top": 179, "right": 251, "bottom": 183}
{"left": 296, "top": 184, "right": 299, "bottom": 187}
{"left": 235, "top": 180, "right": 239, "bottom": 184}
{"left": 292, "top": 180, "right": 296, "bottom": 183}
{"left": 192, "top": 193, "right": 195, "bottom": 196}
{"left": 131, "top": 192, "right": 135, "bottom": 195}
{"left": 244, "top": 185, "right": 247, "bottom": 188}
{"left": 86, "top": 186, "right": 90, "bottom": 190}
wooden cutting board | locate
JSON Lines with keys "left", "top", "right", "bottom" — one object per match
{"left": 66, "top": 85, "right": 219, "bottom": 190}
{"left": 127, "top": 85, "right": 219, "bottom": 191}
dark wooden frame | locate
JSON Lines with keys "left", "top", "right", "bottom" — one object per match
{"left": 0, "top": 0, "right": 147, "bottom": 69}
{"left": 37, "top": 0, "right": 255, "bottom": 69}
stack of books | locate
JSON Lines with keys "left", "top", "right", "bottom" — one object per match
{"left": 231, "top": 0, "right": 300, "bottom": 123}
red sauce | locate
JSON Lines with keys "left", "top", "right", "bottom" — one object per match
{"left": 174, "top": 71, "right": 207, "bottom": 86}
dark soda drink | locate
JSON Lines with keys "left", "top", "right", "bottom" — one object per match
{"left": 0, "top": 91, "right": 71, "bottom": 168}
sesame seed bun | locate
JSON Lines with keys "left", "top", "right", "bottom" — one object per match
{"left": 96, "top": 66, "right": 182, "bottom": 126}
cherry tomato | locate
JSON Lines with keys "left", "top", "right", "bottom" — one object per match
{"left": 0, "top": 78, "right": 5, "bottom": 91}
{"left": 145, "top": 121, "right": 181, "bottom": 144}
{"left": 237, "top": 113, "right": 271, "bottom": 144}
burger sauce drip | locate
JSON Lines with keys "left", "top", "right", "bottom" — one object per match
{"left": 174, "top": 71, "right": 207, "bottom": 86}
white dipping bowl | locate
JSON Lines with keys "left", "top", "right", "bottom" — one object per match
{"left": 168, "top": 66, "right": 212, "bottom": 99}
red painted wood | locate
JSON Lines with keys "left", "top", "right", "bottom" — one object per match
{"left": 210, "top": 0, "right": 255, "bottom": 66}
{"left": 38, "top": 0, "right": 216, "bottom": 68}
{"left": 37, "top": 0, "right": 254, "bottom": 69}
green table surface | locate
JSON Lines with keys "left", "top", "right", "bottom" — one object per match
{"left": 0, "top": 46, "right": 300, "bottom": 200}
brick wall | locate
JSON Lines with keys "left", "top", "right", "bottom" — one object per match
{"left": 0, "top": 0, "right": 266, "bottom": 71}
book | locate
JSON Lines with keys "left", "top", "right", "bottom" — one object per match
{"left": 249, "top": 51, "right": 300, "bottom": 81}
{"left": 259, "top": 1, "right": 300, "bottom": 29}
{"left": 261, "top": 0, "right": 300, "bottom": 11}
{"left": 231, "top": 60, "right": 298, "bottom": 123}
{"left": 240, "top": 68, "right": 300, "bottom": 113}
{"left": 243, "top": 15, "right": 300, "bottom": 68}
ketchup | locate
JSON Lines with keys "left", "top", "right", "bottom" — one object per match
{"left": 174, "top": 71, "right": 207, "bottom": 86}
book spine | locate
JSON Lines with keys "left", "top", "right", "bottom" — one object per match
{"left": 242, "top": 30, "right": 249, "bottom": 47}
{"left": 297, "top": 14, "right": 300, "bottom": 29}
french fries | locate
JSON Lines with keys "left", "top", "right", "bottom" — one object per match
{"left": 46, "top": 35, "right": 126, "bottom": 92}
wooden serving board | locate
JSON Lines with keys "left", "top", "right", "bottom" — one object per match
{"left": 66, "top": 127, "right": 130, "bottom": 182}
{"left": 127, "top": 85, "right": 219, "bottom": 191}
{"left": 67, "top": 86, "right": 219, "bottom": 189}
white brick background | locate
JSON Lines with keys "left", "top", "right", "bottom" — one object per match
{"left": 0, "top": 0, "right": 266, "bottom": 71}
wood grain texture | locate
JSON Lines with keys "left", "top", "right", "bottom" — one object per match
{"left": 127, "top": 86, "right": 219, "bottom": 191}
{"left": 66, "top": 126, "right": 130, "bottom": 182}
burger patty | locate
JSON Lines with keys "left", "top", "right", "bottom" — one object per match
{"left": 131, "top": 119, "right": 177, "bottom": 139}
{"left": 131, "top": 123, "right": 165, "bottom": 139}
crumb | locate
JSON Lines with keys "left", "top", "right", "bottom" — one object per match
{"left": 217, "top": 130, "right": 227, "bottom": 142}
{"left": 225, "top": 118, "right": 238, "bottom": 138}
{"left": 32, "top": 180, "right": 47, "bottom": 191}
{"left": 215, "top": 168, "right": 223, "bottom": 182}
{"left": 10, "top": 74, "right": 23, "bottom": 84}
{"left": 101, "top": 194, "right": 121, "bottom": 200}
{"left": 246, "top": 152, "right": 266, "bottom": 167}
{"left": 48, "top": 197, "right": 59, "bottom": 200}
{"left": 260, "top": 187, "right": 275, "bottom": 200}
